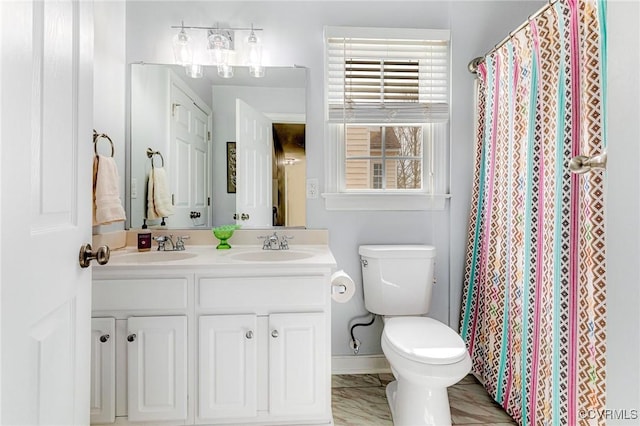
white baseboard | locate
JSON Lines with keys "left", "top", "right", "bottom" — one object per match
{"left": 331, "top": 355, "right": 391, "bottom": 375}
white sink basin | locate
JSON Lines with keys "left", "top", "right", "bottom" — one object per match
{"left": 230, "top": 250, "right": 315, "bottom": 262}
{"left": 112, "top": 251, "right": 198, "bottom": 264}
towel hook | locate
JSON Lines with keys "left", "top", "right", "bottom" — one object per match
{"left": 93, "top": 129, "right": 114, "bottom": 157}
{"left": 146, "top": 148, "right": 165, "bottom": 168}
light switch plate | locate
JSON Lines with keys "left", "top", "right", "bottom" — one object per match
{"left": 306, "top": 178, "right": 319, "bottom": 199}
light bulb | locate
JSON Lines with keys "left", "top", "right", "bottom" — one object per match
{"left": 172, "top": 28, "right": 192, "bottom": 66}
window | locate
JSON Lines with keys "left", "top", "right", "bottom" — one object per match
{"left": 323, "top": 26, "right": 451, "bottom": 210}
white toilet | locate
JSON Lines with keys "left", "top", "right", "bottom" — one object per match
{"left": 359, "top": 245, "right": 471, "bottom": 426}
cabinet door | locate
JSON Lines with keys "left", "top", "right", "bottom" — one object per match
{"left": 269, "top": 313, "right": 327, "bottom": 416}
{"left": 127, "top": 316, "right": 187, "bottom": 422}
{"left": 199, "top": 315, "right": 257, "bottom": 419}
{"left": 90, "top": 318, "right": 116, "bottom": 424}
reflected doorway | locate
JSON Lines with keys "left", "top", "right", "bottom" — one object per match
{"left": 272, "top": 123, "right": 305, "bottom": 227}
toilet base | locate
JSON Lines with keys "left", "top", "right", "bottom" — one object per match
{"left": 385, "top": 379, "right": 452, "bottom": 426}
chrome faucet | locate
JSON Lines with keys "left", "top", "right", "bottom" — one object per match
{"left": 154, "top": 235, "right": 174, "bottom": 251}
{"left": 259, "top": 232, "right": 293, "bottom": 250}
{"left": 154, "top": 235, "right": 190, "bottom": 251}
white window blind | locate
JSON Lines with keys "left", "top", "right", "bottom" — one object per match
{"left": 326, "top": 27, "right": 450, "bottom": 123}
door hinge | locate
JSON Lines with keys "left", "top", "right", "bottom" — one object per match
{"left": 207, "top": 197, "right": 211, "bottom": 206}
{"left": 171, "top": 103, "right": 180, "bottom": 117}
{"left": 207, "top": 131, "right": 211, "bottom": 141}
{"left": 171, "top": 194, "right": 175, "bottom": 205}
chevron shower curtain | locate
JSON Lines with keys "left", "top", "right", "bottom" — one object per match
{"left": 459, "top": 0, "right": 607, "bottom": 425}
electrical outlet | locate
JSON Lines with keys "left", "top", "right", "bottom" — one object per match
{"left": 306, "top": 178, "right": 319, "bottom": 199}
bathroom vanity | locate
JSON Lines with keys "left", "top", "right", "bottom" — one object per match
{"left": 90, "top": 242, "right": 336, "bottom": 426}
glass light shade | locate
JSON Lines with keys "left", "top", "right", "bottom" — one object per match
{"left": 185, "top": 64, "right": 203, "bottom": 78}
{"left": 217, "top": 63, "right": 234, "bottom": 78}
{"left": 172, "top": 29, "right": 192, "bottom": 66}
{"left": 246, "top": 31, "right": 264, "bottom": 78}
{"left": 208, "top": 31, "right": 230, "bottom": 65}
{"left": 250, "top": 65, "right": 265, "bottom": 78}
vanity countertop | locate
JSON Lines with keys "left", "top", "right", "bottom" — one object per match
{"left": 95, "top": 244, "right": 337, "bottom": 272}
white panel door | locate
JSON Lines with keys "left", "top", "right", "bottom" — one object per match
{"left": 127, "top": 316, "right": 188, "bottom": 422}
{"left": 199, "top": 315, "right": 258, "bottom": 420}
{"left": 236, "top": 99, "right": 273, "bottom": 227}
{"left": 90, "top": 318, "right": 116, "bottom": 424}
{"left": 169, "top": 79, "right": 211, "bottom": 228}
{"left": 269, "top": 313, "right": 327, "bottom": 416}
{"left": 0, "top": 1, "right": 94, "bottom": 424}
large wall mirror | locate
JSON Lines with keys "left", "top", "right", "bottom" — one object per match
{"left": 128, "top": 63, "right": 307, "bottom": 229}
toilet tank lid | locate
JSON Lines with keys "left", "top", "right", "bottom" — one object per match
{"left": 359, "top": 245, "right": 436, "bottom": 259}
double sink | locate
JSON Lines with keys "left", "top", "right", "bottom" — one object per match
{"left": 108, "top": 247, "right": 318, "bottom": 265}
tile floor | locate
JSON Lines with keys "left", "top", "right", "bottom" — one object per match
{"left": 332, "top": 373, "right": 516, "bottom": 425}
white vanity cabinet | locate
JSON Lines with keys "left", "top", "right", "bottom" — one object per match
{"left": 195, "top": 274, "right": 330, "bottom": 425}
{"left": 127, "top": 315, "right": 188, "bottom": 422}
{"left": 91, "top": 253, "right": 333, "bottom": 426}
{"left": 91, "top": 318, "right": 116, "bottom": 424}
{"left": 90, "top": 274, "right": 192, "bottom": 425}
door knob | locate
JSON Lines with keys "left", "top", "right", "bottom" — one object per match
{"left": 127, "top": 334, "right": 137, "bottom": 342}
{"left": 233, "top": 213, "right": 239, "bottom": 220}
{"left": 241, "top": 213, "right": 250, "bottom": 221}
{"left": 271, "top": 330, "right": 279, "bottom": 338}
{"left": 99, "top": 334, "right": 110, "bottom": 343}
{"left": 79, "top": 243, "right": 110, "bottom": 268}
{"left": 246, "top": 330, "right": 254, "bottom": 339}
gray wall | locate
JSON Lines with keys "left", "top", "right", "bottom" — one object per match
{"left": 605, "top": 1, "right": 640, "bottom": 420}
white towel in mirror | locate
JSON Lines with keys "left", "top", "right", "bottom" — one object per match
{"left": 147, "top": 167, "right": 174, "bottom": 219}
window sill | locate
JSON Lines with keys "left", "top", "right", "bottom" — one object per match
{"left": 321, "top": 193, "right": 450, "bottom": 211}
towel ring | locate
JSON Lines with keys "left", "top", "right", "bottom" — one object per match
{"left": 93, "top": 130, "right": 115, "bottom": 157}
{"left": 146, "top": 148, "right": 165, "bottom": 168}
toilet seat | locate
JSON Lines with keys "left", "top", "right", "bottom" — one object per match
{"left": 383, "top": 317, "right": 468, "bottom": 365}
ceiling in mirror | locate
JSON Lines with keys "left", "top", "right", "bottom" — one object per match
{"left": 128, "top": 63, "right": 307, "bottom": 231}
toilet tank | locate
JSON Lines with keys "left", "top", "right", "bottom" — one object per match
{"left": 359, "top": 245, "right": 436, "bottom": 316}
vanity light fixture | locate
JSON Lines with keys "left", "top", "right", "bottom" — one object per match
{"left": 171, "top": 23, "right": 264, "bottom": 79}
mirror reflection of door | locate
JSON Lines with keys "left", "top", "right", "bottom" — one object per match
{"left": 272, "top": 123, "right": 306, "bottom": 227}
{"left": 169, "top": 79, "right": 211, "bottom": 228}
{"left": 236, "top": 99, "right": 273, "bottom": 227}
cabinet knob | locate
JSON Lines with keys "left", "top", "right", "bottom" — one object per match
{"left": 271, "top": 330, "right": 279, "bottom": 338}
{"left": 99, "top": 334, "right": 110, "bottom": 343}
{"left": 246, "top": 330, "right": 254, "bottom": 339}
{"left": 127, "top": 333, "right": 137, "bottom": 342}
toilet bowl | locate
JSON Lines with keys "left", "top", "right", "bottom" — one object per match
{"left": 381, "top": 317, "right": 471, "bottom": 426}
{"left": 359, "top": 245, "right": 471, "bottom": 426}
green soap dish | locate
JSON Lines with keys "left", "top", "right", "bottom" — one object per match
{"left": 212, "top": 224, "right": 240, "bottom": 249}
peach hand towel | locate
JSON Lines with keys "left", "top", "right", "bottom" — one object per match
{"left": 93, "top": 155, "right": 126, "bottom": 225}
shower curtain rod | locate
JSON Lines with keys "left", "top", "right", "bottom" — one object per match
{"left": 468, "top": 0, "right": 559, "bottom": 74}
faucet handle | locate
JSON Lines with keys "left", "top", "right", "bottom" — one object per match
{"left": 258, "top": 235, "right": 270, "bottom": 250}
{"left": 174, "top": 235, "right": 190, "bottom": 251}
{"left": 279, "top": 235, "right": 293, "bottom": 250}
